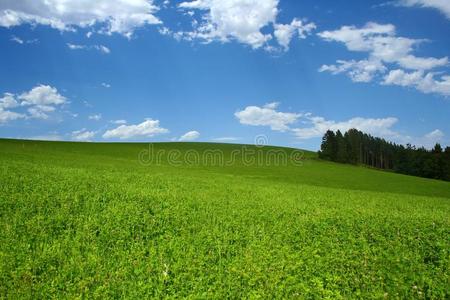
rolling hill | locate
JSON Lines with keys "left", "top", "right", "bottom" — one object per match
{"left": 0, "top": 139, "right": 449, "bottom": 298}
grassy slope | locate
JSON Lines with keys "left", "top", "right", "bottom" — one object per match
{"left": 0, "top": 139, "right": 449, "bottom": 298}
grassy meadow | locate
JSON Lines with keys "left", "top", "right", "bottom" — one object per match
{"left": 0, "top": 138, "right": 449, "bottom": 298}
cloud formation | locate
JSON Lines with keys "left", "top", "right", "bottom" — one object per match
{"left": 72, "top": 129, "right": 95, "bottom": 141}
{"left": 383, "top": 69, "right": 450, "bottom": 96}
{"left": 179, "top": 130, "right": 200, "bottom": 141}
{"left": 0, "top": 85, "right": 67, "bottom": 122}
{"left": 235, "top": 102, "right": 445, "bottom": 148}
{"left": 292, "top": 115, "right": 399, "bottom": 140}
{"left": 235, "top": 102, "right": 300, "bottom": 131}
{"left": 103, "top": 119, "right": 168, "bottom": 140}
{"left": 178, "top": 0, "right": 278, "bottom": 49}
{"left": 176, "top": 0, "right": 314, "bottom": 50}
{"left": 0, "top": 0, "right": 161, "bottom": 37}
{"left": 318, "top": 22, "right": 449, "bottom": 96}
{"left": 19, "top": 85, "right": 67, "bottom": 119}
{"left": 67, "top": 43, "right": 111, "bottom": 54}
{"left": 10, "top": 35, "right": 38, "bottom": 44}
{"left": 397, "top": 0, "right": 450, "bottom": 19}
{"left": 0, "top": 93, "right": 25, "bottom": 123}
{"left": 274, "top": 18, "right": 316, "bottom": 51}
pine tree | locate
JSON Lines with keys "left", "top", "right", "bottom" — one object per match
{"left": 319, "top": 129, "right": 449, "bottom": 181}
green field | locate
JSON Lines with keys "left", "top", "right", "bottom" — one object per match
{"left": 0, "top": 138, "right": 449, "bottom": 298}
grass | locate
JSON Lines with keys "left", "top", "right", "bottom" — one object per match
{"left": 0, "top": 138, "right": 449, "bottom": 298}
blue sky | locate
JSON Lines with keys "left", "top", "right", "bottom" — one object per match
{"left": 0, "top": 0, "right": 449, "bottom": 150}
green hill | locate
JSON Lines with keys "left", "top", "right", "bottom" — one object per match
{"left": 1, "top": 139, "right": 449, "bottom": 298}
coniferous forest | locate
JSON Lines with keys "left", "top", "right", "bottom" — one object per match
{"left": 318, "top": 129, "right": 450, "bottom": 181}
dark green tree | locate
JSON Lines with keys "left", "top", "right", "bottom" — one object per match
{"left": 319, "top": 130, "right": 337, "bottom": 161}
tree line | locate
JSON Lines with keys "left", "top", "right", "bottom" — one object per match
{"left": 318, "top": 129, "right": 450, "bottom": 181}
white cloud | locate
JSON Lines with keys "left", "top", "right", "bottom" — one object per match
{"left": 0, "top": 108, "right": 25, "bottom": 123}
{"left": 101, "top": 83, "right": 111, "bottom": 88}
{"left": 103, "top": 119, "right": 169, "bottom": 140}
{"left": 111, "top": 119, "right": 127, "bottom": 125}
{"left": 292, "top": 115, "right": 399, "bottom": 139}
{"left": 179, "top": 130, "right": 200, "bottom": 141}
{"left": 0, "top": 93, "right": 19, "bottom": 109}
{"left": 96, "top": 45, "right": 111, "bottom": 54}
{"left": 178, "top": 0, "right": 279, "bottom": 49}
{"left": 72, "top": 129, "right": 95, "bottom": 141}
{"left": 10, "top": 35, "right": 23, "bottom": 44}
{"left": 10, "top": 35, "right": 38, "bottom": 44}
{"left": 406, "top": 129, "right": 445, "bottom": 149}
{"left": 318, "top": 22, "right": 449, "bottom": 96}
{"left": 398, "top": 55, "right": 448, "bottom": 70}
{"left": 0, "top": 85, "right": 67, "bottom": 121}
{"left": 88, "top": 114, "right": 102, "bottom": 121}
{"left": 67, "top": 43, "right": 111, "bottom": 54}
{"left": 212, "top": 137, "right": 241, "bottom": 142}
{"left": 235, "top": 102, "right": 446, "bottom": 148}
{"left": 0, "top": 0, "right": 161, "bottom": 37}
{"left": 425, "top": 129, "right": 444, "bottom": 140}
{"left": 19, "top": 85, "right": 66, "bottom": 106}
{"left": 294, "top": 114, "right": 446, "bottom": 149}
{"left": 19, "top": 85, "right": 67, "bottom": 119}
{"left": 27, "top": 105, "right": 55, "bottom": 120}
{"left": 319, "top": 59, "right": 387, "bottom": 82}
{"left": 235, "top": 102, "right": 300, "bottom": 131}
{"left": 397, "top": 0, "right": 450, "bottom": 19}
{"left": 319, "top": 22, "right": 448, "bottom": 70}
{"left": 274, "top": 18, "right": 315, "bottom": 50}
{"left": 67, "top": 43, "right": 85, "bottom": 50}
{"left": 0, "top": 93, "right": 25, "bottom": 123}
{"left": 383, "top": 69, "right": 450, "bottom": 96}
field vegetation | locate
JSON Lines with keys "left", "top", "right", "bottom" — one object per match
{"left": 0, "top": 139, "right": 449, "bottom": 298}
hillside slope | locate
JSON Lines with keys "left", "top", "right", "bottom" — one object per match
{"left": 0, "top": 139, "right": 449, "bottom": 298}
{"left": 1, "top": 139, "right": 448, "bottom": 198}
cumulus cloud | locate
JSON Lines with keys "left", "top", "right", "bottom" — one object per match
{"left": 0, "top": 0, "right": 161, "bottom": 37}
{"left": 0, "top": 94, "right": 25, "bottom": 122}
{"left": 19, "top": 85, "right": 66, "bottom": 106}
{"left": 319, "top": 22, "right": 448, "bottom": 70}
{"left": 103, "top": 119, "right": 169, "bottom": 140}
{"left": 101, "top": 83, "right": 111, "bottom": 88}
{"left": 319, "top": 59, "right": 387, "bottom": 82}
{"left": 235, "top": 103, "right": 400, "bottom": 140}
{"left": 19, "top": 85, "right": 67, "bottom": 119}
{"left": 179, "top": 130, "right": 200, "bottom": 141}
{"left": 383, "top": 69, "right": 450, "bottom": 96}
{"left": 396, "top": 0, "right": 450, "bottom": 19}
{"left": 72, "top": 129, "right": 95, "bottom": 141}
{"left": 234, "top": 102, "right": 445, "bottom": 148}
{"left": 274, "top": 18, "right": 316, "bottom": 51}
{"left": 292, "top": 114, "right": 399, "bottom": 139}
{"left": 178, "top": 0, "right": 278, "bottom": 49}
{"left": 177, "top": 0, "right": 313, "bottom": 51}
{"left": 0, "top": 93, "right": 19, "bottom": 109}
{"left": 294, "top": 114, "right": 445, "bottom": 148}
{"left": 27, "top": 105, "right": 56, "bottom": 120}
{"left": 318, "top": 22, "right": 449, "bottom": 96}
{"left": 235, "top": 102, "right": 300, "bottom": 131}
{"left": 0, "top": 85, "right": 67, "bottom": 122}
{"left": 67, "top": 43, "right": 111, "bottom": 54}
